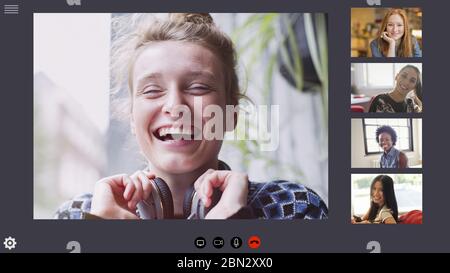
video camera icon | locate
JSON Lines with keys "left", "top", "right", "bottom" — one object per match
{"left": 213, "top": 237, "right": 224, "bottom": 249}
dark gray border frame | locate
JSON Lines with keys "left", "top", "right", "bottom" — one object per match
{"left": 0, "top": 0, "right": 448, "bottom": 253}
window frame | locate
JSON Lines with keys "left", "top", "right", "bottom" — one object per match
{"left": 362, "top": 118, "right": 414, "bottom": 155}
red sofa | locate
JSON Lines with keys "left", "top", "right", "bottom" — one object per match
{"left": 398, "top": 210, "right": 422, "bottom": 224}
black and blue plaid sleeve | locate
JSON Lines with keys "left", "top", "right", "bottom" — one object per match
{"left": 247, "top": 180, "right": 328, "bottom": 219}
{"left": 54, "top": 193, "right": 93, "bottom": 219}
{"left": 55, "top": 181, "right": 328, "bottom": 220}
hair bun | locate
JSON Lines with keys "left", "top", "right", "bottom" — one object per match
{"left": 169, "top": 13, "right": 214, "bottom": 25}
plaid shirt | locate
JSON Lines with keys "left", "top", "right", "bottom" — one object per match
{"left": 380, "top": 147, "right": 401, "bottom": 168}
{"left": 55, "top": 180, "right": 328, "bottom": 220}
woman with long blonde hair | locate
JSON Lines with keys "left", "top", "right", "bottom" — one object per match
{"left": 55, "top": 13, "right": 328, "bottom": 220}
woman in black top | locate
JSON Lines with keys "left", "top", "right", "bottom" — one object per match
{"left": 369, "top": 65, "right": 422, "bottom": 113}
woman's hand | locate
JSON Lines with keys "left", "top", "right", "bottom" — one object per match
{"left": 413, "top": 94, "right": 423, "bottom": 112}
{"left": 194, "top": 170, "right": 248, "bottom": 219}
{"left": 90, "top": 171, "right": 155, "bottom": 219}
{"left": 381, "top": 32, "right": 397, "bottom": 57}
{"left": 352, "top": 215, "right": 371, "bottom": 224}
{"left": 356, "top": 220, "right": 371, "bottom": 224}
{"left": 381, "top": 32, "right": 396, "bottom": 45}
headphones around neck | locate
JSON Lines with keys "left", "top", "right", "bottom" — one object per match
{"left": 136, "top": 161, "right": 230, "bottom": 219}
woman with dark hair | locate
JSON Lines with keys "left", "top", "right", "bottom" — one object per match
{"left": 376, "top": 125, "right": 408, "bottom": 168}
{"left": 370, "top": 9, "right": 422, "bottom": 57}
{"left": 369, "top": 65, "right": 423, "bottom": 113}
{"left": 352, "top": 175, "right": 398, "bottom": 224}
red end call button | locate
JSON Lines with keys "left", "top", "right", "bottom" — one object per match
{"left": 247, "top": 235, "right": 261, "bottom": 249}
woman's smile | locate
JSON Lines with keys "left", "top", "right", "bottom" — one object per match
{"left": 152, "top": 124, "right": 202, "bottom": 150}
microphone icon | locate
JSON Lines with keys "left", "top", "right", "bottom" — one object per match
{"left": 231, "top": 237, "right": 242, "bottom": 249}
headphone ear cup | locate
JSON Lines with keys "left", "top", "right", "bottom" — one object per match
{"left": 153, "top": 178, "right": 174, "bottom": 219}
{"left": 185, "top": 187, "right": 222, "bottom": 219}
{"left": 137, "top": 177, "right": 174, "bottom": 219}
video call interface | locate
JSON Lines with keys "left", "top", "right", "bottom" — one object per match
{"left": 0, "top": 0, "right": 449, "bottom": 261}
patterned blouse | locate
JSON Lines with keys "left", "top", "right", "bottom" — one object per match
{"left": 369, "top": 94, "right": 408, "bottom": 113}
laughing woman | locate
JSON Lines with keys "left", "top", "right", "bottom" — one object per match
{"left": 55, "top": 13, "right": 328, "bottom": 220}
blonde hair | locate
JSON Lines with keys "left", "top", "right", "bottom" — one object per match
{"left": 110, "top": 13, "right": 242, "bottom": 120}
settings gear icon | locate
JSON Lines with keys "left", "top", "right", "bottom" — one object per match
{"left": 3, "top": 236, "right": 17, "bottom": 250}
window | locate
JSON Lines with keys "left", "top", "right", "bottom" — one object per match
{"left": 353, "top": 63, "right": 423, "bottom": 89}
{"left": 363, "top": 118, "right": 413, "bottom": 155}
